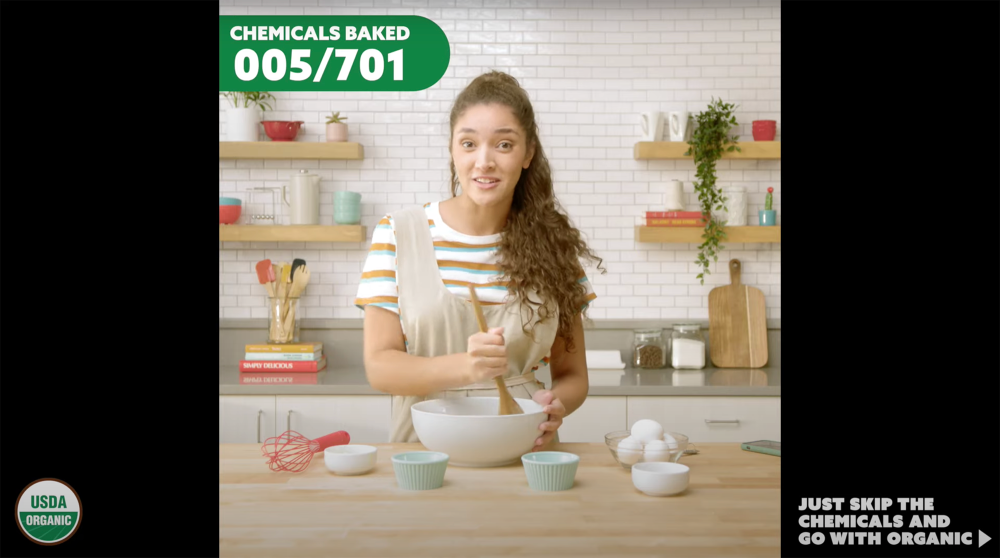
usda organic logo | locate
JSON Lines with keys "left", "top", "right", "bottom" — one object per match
{"left": 16, "top": 479, "right": 81, "bottom": 545}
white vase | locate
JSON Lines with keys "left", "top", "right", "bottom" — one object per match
{"left": 226, "top": 107, "right": 261, "bottom": 142}
{"left": 719, "top": 186, "right": 747, "bottom": 226}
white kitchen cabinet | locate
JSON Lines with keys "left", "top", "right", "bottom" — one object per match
{"left": 219, "top": 395, "right": 276, "bottom": 444}
{"left": 276, "top": 396, "right": 392, "bottom": 444}
{"left": 558, "top": 396, "right": 627, "bottom": 442}
{"left": 626, "top": 396, "right": 780, "bottom": 443}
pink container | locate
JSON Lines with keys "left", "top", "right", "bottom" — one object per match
{"left": 220, "top": 205, "right": 241, "bottom": 224}
{"left": 752, "top": 120, "right": 776, "bottom": 141}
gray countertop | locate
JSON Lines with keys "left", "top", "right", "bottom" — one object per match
{"left": 220, "top": 365, "right": 780, "bottom": 396}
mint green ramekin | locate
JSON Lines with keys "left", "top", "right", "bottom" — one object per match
{"left": 391, "top": 451, "right": 449, "bottom": 490}
{"left": 521, "top": 451, "right": 580, "bottom": 491}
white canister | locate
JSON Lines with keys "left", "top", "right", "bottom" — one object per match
{"left": 718, "top": 186, "right": 747, "bottom": 226}
{"left": 664, "top": 180, "right": 685, "bottom": 211}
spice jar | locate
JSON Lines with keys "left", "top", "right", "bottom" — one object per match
{"left": 671, "top": 324, "right": 705, "bottom": 369}
{"left": 632, "top": 329, "right": 668, "bottom": 369}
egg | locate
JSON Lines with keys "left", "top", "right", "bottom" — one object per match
{"left": 662, "top": 433, "right": 678, "bottom": 450}
{"left": 616, "top": 436, "right": 643, "bottom": 465}
{"left": 630, "top": 419, "right": 664, "bottom": 444}
{"left": 642, "top": 439, "right": 672, "bottom": 462}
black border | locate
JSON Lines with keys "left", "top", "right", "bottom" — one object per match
{"left": 1, "top": 2, "right": 220, "bottom": 556}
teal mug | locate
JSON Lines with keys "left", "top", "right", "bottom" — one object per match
{"left": 334, "top": 191, "right": 362, "bottom": 225}
{"left": 759, "top": 209, "right": 777, "bottom": 226}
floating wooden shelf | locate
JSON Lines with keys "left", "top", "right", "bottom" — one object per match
{"left": 219, "top": 142, "right": 364, "bottom": 160}
{"left": 635, "top": 226, "right": 781, "bottom": 243}
{"left": 634, "top": 141, "right": 780, "bottom": 160}
{"left": 219, "top": 225, "right": 367, "bottom": 242}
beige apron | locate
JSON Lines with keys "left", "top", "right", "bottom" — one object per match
{"left": 388, "top": 206, "right": 559, "bottom": 443}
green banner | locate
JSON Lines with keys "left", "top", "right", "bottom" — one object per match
{"left": 219, "top": 16, "right": 450, "bottom": 91}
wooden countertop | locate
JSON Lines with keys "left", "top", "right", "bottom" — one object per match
{"left": 220, "top": 442, "right": 780, "bottom": 557}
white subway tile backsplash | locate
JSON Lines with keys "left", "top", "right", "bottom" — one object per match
{"left": 220, "top": 0, "right": 780, "bottom": 317}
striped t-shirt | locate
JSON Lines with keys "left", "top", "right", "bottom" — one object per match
{"left": 354, "top": 200, "right": 597, "bottom": 318}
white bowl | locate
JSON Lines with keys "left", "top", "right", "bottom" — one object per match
{"left": 324, "top": 444, "right": 377, "bottom": 475}
{"left": 631, "top": 462, "right": 690, "bottom": 496}
{"left": 411, "top": 397, "right": 546, "bottom": 467}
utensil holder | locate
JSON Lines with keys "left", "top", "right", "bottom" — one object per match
{"left": 268, "top": 297, "right": 300, "bottom": 344}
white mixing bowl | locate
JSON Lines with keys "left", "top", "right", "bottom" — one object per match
{"left": 411, "top": 397, "right": 546, "bottom": 467}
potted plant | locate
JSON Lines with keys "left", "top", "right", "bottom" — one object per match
{"left": 683, "top": 97, "right": 742, "bottom": 284}
{"left": 759, "top": 187, "right": 777, "bottom": 225}
{"left": 325, "top": 112, "right": 348, "bottom": 142}
{"left": 220, "top": 92, "right": 275, "bottom": 142}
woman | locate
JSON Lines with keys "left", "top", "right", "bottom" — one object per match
{"left": 354, "top": 70, "right": 605, "bottom": 448}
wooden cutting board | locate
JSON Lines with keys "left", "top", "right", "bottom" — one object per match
{"left": 708, "top": 259, "right": 768, "bottom": 368}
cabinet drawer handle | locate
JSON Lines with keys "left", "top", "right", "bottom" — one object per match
{"left": 287, "top": 409, "right": 293, "bottom": 433}
{"left": 257, "top": 409, "right": 263, "bottom": 443}
{"left": 705, "top": 419, "right": 740, "bottom": 424}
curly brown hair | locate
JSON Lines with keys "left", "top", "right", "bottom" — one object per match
{"left": 448, "top": 71, "right": 606, "bottom": 352}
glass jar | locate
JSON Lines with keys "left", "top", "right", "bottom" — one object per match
{"left": 268, "top": 297, "right": 300, "bottom": 344}
{"left": 632, "top": 329, "right": 667, "bottom": 369}
{"left": 671, "top": 324, "right": 706, "bottom": 369}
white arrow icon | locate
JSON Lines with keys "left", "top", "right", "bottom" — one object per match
{"left": 980, "top": 530, "right": 991, "bottom": 548}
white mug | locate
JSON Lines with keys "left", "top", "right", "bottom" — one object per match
{"left": 668, "top": 111, "right": 689, "bottom": 142}
{"left": 640, "top": 111, "right": 664, "bottom": 142}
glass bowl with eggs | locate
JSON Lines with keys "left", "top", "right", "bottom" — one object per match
{"left": 605, "top": 419, "right": 694, "bottom": 470}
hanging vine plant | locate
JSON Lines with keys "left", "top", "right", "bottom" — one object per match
{"left": 683, "top": 98, "right": 741, "bottom": 284}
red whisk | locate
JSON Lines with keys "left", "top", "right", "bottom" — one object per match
{"left": 261, "top": 430, "right": 350, "bottom": 472}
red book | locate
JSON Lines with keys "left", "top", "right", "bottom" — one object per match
{"left": 239, "top": 357, "right": 327, "bottom": 373}
{"left": 240, "top": 372, "right": 322, "bottom": 385}
{"left": 646, "top": 218, "right": 708, "bottom": 226}
{"left": 646, "top": 211, "right": 710, "bottom": 219}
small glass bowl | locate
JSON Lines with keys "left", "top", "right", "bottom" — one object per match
{"left": 604, "top": 430, "right": 691, "bottom": 470}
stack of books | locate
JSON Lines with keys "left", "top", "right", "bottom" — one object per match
{"left": 645, "top": 211, "right": 709, "bottom": 227}
{"left": 239, "top": 342, "right": 327, "bottom": 385}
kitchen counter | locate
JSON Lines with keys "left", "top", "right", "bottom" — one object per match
{"left": 219, "top": 365, "right": 780, "bottom": 396}
{"left": 219, "top": 442, "right": 780, "bottom": 557}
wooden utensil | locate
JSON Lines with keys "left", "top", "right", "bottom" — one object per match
{"left": 279, "top": 263, "right": 294, "bottom": 322}
{"left": 467, "top": 285, "right": 523, "bottom": 416}
{"left": 255, "top": 259, "right": 276, "bottom": 298}
{"left": 708, "top": 259, "right": 768, "bottom": 368}
{"left": 291, "top": 258, "right": 306, "bottom": 282}
{"left": 283, "top": 264, "right": 311, "bottom": 335}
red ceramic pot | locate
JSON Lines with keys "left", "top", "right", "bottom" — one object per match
{"left": 261, "top": 120, "right": 304, "bottom": 141}
{"left": 752, "top": 120, "right": 776, "bottom": 141}
{"left": 220, "top": 205, "right": 242, "bottom": 224}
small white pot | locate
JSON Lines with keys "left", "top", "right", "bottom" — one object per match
{"left": 226, "top": 107, "right": 261, "bottom": 142}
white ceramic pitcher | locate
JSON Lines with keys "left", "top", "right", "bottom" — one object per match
{"left": 640, "top": 111, "right": 664, "bottom": 141}
{"left": 282, "top": 170, "right": 320, "bottom": 225}
{"left": 668, "top": 111, "right": 689, "bottom": 142}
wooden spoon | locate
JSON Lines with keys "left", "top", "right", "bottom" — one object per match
{"left": 467, "top": 285, "right": 523, "bottom": 416}
{"left": 288, "top": 263, "right": 311, "bottom": 298}
{"left": 283, "top": 264, "right": 311, "bottom": 337}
